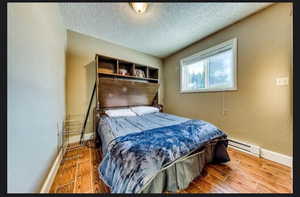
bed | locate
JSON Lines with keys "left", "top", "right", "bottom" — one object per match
{"left": 94, "top": 77, "right": 230, "bottom": 193}
{"left": 97, "top": 111, "right": 230, "bottom": 193}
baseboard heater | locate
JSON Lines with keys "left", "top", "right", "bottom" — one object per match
{"left": 228, "top": 138, "right": 260, "bottom": 157}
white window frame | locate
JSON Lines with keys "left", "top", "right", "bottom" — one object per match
{"left": 180, "top": 38, "right": 237, "bottom": 93}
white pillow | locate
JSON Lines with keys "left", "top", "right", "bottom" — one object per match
{"left": 130, "top": 106, "right": 159, "bottom": 116}
{"left": 105, "top": 108, "right": 136, "bottom": 117}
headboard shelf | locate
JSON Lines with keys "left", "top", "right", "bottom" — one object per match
{"left": 94, "top": 54, "right": 161, "bottom": 140}
{"left": 98, "top": 72, "right": 159, "bottom": 82}
{"left": 96, "top": 54, "right": 159, "bottom": 82}
{"left": 95, "top": 53, "right": 160, "bottom": 110}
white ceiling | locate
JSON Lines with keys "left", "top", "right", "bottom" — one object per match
{"left": 59, "top": 3, "right": 272, "bottom": 58}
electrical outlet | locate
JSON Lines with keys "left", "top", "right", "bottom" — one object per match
{"left": 276, "top": 77, "right": 288, "bottom": 86}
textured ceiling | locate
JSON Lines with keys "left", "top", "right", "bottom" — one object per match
{"left": 59, "top": 3, "right": 272, "bottom": 58}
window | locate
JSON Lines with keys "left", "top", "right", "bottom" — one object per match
{"left": 180, "top": 38, "right": 237, "bottom": 93}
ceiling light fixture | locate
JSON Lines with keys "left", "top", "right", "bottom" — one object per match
{"left": 130, "top": 2, "right": 148, "bottom": 14}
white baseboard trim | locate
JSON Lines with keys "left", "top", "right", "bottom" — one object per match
{"left": 40, "top": 147, "right": 66, "bottom": 193}
{"left": 260, "top": 148, "right": 293, "bottom": 168}
{"left": 227, "top": 137, "right": 292, "bottom": 168}
{"left": 39, "top": 133, "right": 94, "bottom": 193}
{"left": 67, "top": 132, "right": 94, "bottom": 144}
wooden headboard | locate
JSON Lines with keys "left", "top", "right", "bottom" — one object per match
{"left": 98, "top": 78, "right": 159, "bottom": 109}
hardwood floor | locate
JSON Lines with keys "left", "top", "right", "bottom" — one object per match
{"left": 50, "top": 141, "right": 293, "bottom": 193}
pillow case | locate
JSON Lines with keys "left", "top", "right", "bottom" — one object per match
{"left": 105, "top": 108, "right": 136, "bottom": 117}
{"left": 130, "top": 106, "right": 159, "bottom": 116}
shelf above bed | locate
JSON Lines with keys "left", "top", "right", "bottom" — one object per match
{"left": 98, "top": 71, "right": 159, "bottom": 82}
{"left": 96, "top": 54, "right": 159, "bottom": 83}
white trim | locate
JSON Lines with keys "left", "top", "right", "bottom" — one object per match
{"left": 180, "top": 87, "right": 238, "bottom": 93}
{"left": 39, "top": 133, "right": 94, "bottom": 193}
{"left": 180, "top": 38, "right": 237, "bottom": 93}
{"left": 228, "top": 137, "right": 292, "bottom": 168}
{"left": 260, "top": 148, "right": 293, "bottom": 168}
{"left": 67, "top": 133, "right": 94, "bottom": 144}
{"left": 40, "top": 147, "right": 66, "bottom": 193}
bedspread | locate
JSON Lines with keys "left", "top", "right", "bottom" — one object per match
{"left": 98, "top": 112, "right": 188, "bottom": 155}
{"left": 98, "top": 119, "right": 227, "bottom": 193}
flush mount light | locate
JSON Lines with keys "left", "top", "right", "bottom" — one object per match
{"left": 130, "top": 2, "right": 148, "bottom": 14}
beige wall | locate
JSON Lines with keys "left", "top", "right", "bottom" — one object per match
{"left": 66, "top": 30, "right": 163, "bottom": 133}
{"left": 163, "top": 3, "right": 293, "bottom": 156}
{"left": 8, "top": 3, "right": 66, "bottom": 192}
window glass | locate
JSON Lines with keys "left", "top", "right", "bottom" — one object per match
{"left": 208, "top": 49, "right": 234, "bottom": 89}
{"left": 180, "top": 38, "right": 237, "bottom": 92}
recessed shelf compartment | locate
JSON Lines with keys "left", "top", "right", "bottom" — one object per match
{"left": 148, "top": 67, "right": 159, "bottom": 80}
{"left": 98, "top": 56, "right": 117, "bottom": 74}
{"left": 134, "top": 64, "right": 148, "bottom": 78}
{"left": 118, "top": 60, "right": 134, "bottom": 76}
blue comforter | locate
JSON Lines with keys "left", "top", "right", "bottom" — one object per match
{"left": 98, "top": 116, "right": 226, "bottom": 193}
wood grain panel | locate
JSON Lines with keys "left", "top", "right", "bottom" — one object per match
{"left": 98, "top": 78, "right": 159, "bottom": 108}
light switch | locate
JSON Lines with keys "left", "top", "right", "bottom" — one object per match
{"left": 276, "top": 77, "right": 288, "bottom": 86}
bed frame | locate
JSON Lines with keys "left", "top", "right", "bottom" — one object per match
{"left": 93, "top": 54, "right": 229, "bottom": 193}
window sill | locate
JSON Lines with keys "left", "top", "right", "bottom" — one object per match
{"left": 179, "top": 88, "right": 238, "bottom": 94}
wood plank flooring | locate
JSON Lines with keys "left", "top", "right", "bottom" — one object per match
{"left": 50, "top": 141, "right": 292, "bottom": 193}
